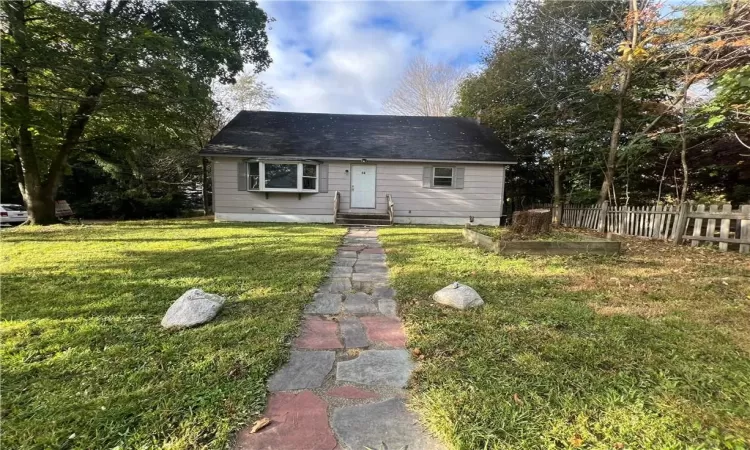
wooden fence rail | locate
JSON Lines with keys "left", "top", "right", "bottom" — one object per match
{"left": 531, "top": 202, "right": 750, "bottom": 254}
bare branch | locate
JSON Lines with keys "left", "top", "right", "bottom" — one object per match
{"left": 383, "top": 56, "right": 464, "bottom": 116}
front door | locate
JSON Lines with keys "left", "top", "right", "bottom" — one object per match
{"left": 350, "top": 165, "right": 376, "bottom": 208}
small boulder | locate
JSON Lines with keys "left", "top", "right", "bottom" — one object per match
{"left": 433, "top": 282, "right": 484, "bottom": 310}
{"left": 161, "top": 288, "right": 225, "bottom": 329}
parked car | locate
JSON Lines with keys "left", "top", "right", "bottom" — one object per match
{"left": 1, "top": 204, "right": 28, "bottom": 226}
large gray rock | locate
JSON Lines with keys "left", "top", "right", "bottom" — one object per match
{"left": 161, "top": 288, "right": 225, "bottom": 328}
{"left": 433, "top": 282, "right": 484, "bottom": 310}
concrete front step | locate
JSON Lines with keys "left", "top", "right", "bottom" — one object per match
{"left": 336, "top": 213, "right": 391, "bottom": 226}
{"left": 338, "top": 213, "right": 390, "bottom": 220}
{"left": 335, "top": 218, "right": 391, "bottom": 226}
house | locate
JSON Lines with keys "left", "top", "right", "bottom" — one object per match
{"left": 199, "top": 111, "right": 516, "bottom": 226}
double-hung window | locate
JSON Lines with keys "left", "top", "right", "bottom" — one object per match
{"left": 247, "top": 161, "right": 318, "bottom": 192}
{"left": 432, "top": 167, "right": 454, "bottom": 187}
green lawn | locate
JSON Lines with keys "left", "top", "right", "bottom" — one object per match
{"left": 379, "top": 227, "right": 750, "bottom": 449}
{"left": 1, "top": 220, "right": 345, "bottom": 449}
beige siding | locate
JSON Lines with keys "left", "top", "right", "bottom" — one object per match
{"left": 212, "top": 157, "right": 506, "bottom": 223}
{"left": 362, "top": 162, "right": 505, "bottom": 220}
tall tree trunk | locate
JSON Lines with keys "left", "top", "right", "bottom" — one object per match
{"left": 598, "top": 0, "right": 638, "bottom": 204}
{"left": 679, "top": 102, "right": 689, "bottom": 204}
{"left": 202, "top": 157, "right": 211, "bottom": 215}
{"left": 5, "top": 1, "right": 57, "bottom": 224}
{"left": 552, "top": 158, "right": 563, "bottom": 224}
{"left": 599, "top": 68, "right": 631, "bottom": 204}
{"left": 4, "top": 0, "right": 118, "bottom": 224}
{"left": 657, "top": 147, "right": 674, "bottom": 203}
{"left": 22, "top": 185, "right": 58, "bottom": 225}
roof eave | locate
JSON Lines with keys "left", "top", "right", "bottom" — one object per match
{"left": 199, "top": 152, "right": 517, "bottom": 165}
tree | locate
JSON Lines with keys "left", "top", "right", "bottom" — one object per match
{"left": 198, "top": 73, "right": 276, "bottom": 214}
{"left": 383, "top": 56, "right": 463, "bottom": 116}
{"left": 455, "top": 0, "right": 622, "bottom": 217}
{"left": 594, "top": 0, "right": 750, "bottom": 203}
{"left": 1, "top": 0, "right": 272, "bottom": 224}
{"left": 216, "top": 73, "right": 276, "bottom": 123}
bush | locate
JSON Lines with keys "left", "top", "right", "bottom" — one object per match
{"left": 74, "top": 188, "right": 189, "bottom": 220}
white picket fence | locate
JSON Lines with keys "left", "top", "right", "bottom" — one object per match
{"left": 538, "top": 202, "right": 750, "bottom": 253}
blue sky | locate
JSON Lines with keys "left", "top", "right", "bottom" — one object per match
{"left": 254, "top": 0, "right": 511, "bottom": 114}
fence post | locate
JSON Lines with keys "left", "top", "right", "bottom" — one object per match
{"left": 740, "top": 205, "right": 750, "bottom": 254}
{"left": 597, "top": 200, "right": 609, "bottom": 232}
{"left": 672, "top": 201, "right": 691, "bottom": 246}
{"left": 651, "top": 202, "right": 663, "bottom": 239}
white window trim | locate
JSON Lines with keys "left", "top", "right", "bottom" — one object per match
{"left": 432, "top": 166, "right": 454, "bottom": 188}
{"left": 248, "top": 161, "right": 319, "bottom": 193}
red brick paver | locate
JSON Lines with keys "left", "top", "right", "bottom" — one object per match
{"left": 360, "top": 316, "right": 406, "bottom": 347}
{"left": 235, "top": 391, "right": 337, "bottom": 450}
{"left": 293, "top": 317, "right": 343, "bottom": 349}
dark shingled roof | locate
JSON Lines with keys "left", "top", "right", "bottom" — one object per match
{"left": 200, "top": 111, "right": 515, "bottom": 163}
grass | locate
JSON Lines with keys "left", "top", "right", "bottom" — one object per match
{"left": 474, "top": 226, "right": 588, "bottom": 242}
{"left": 0, "top": 220, "right": 345, "bottom": 449}
{"left": 378, "top": 226, "right": 750, "bottom": 450}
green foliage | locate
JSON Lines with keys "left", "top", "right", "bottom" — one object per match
{"left": 704, "top": 66, "right": 750, "bottom": 131}
{"left": 379, "top": 226, "right": 750, "bottom": 449}
{"left": 455, "top": 0, "right": 635, "bottom": 205}
{"left": 456, "top": 0, "right": 749, "bottom": 205}
{"left": 1, "top": 221, "right": 346, "bottom": 449}
{"left": 1, "top": 0, "right": 271, "bottom": 222}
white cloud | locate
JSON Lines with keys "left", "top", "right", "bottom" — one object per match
{"left": 254, "top": 1, "right": 508, "bottom": 114}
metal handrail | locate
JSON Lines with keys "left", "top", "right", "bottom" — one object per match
{"left": 333, "top": 190, "right": 340, "bottom": 223}
{"left": 386, "top": 193, "right": 394, "bottom": 225}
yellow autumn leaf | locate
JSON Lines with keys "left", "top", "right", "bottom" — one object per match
{"left": 633, "top": 47, "right": 649, "bottom": 58}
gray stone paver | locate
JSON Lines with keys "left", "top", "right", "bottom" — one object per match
{"left": 268, "top": 351, "right": 335, "bottom": 391}
{"left": 352, "top": 272, "right": 389, "bottom": 282}
{"left": 242, "top": 227, "right": 439, "bottom": 450}
{"left": 354, "top": 263, "right": 388, "bottom": 273}
{"left": 322, "top": 277, "right": 352, "bottom": 294}
{"left": 373, "top": 286, "right": 396, "bottom": 299}
{"left": 339, "top": 317, "right": 369, "bottom": 348}
{"left": 330, "top": 266, "right": 353, "bottom": 276}
{"left": 356, "top": 253, "right": 386, "bottom": 262}
{"left": 333, "top": 257, "right": 357, "bottom": 267}
{"left": 304, "top": 293, "right": 342, "bottom": 315}
{"left": 343, "top": 292, "right": 379, "bottom": 315}
{"left": 378, "top": 298, "right": 397, "bottom": 317}
{"left": 331, "top": 398, "right": 445, "bottom": 450}
{"left": 336, "top": 350, "right": 414, "bottom": 387}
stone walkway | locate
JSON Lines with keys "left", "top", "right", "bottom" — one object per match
{"left": 235, "top": 227, "right": 443, "bottom": 450}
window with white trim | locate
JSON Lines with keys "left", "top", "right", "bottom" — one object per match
{"left": 248, "top": 162, "right": 260, "bottom": 190}
{"left": 247, "top": 161, "right": 318, "bottom": 192}
{"left": 302, "top": 164, "right": 317, "bottom": 190}
{"left": 432, "top": 167, "right": 454, "bottom": 187}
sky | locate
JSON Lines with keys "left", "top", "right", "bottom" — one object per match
{"left": 253, "top": 0, "right": 511, "bottom": 115}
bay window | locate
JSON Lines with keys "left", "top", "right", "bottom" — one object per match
{"left": 247, "top": 161, "right": 319, "bottom": 192}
